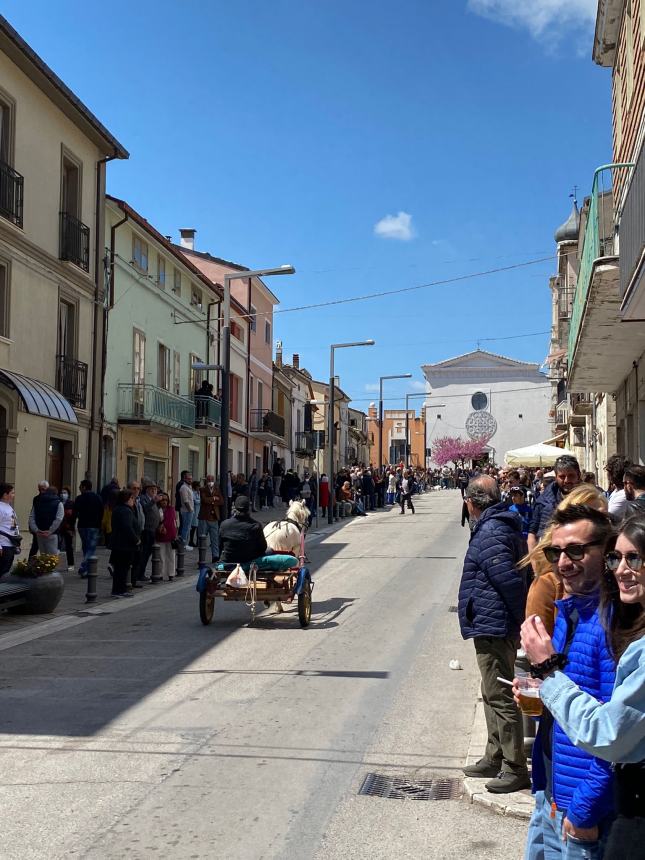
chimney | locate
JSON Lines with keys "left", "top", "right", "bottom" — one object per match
{"left": 275, "top": 340, "right": 283, "bottom": 368}
{"left": 368, "top": 402, "right": 377, "bottom": 420}
{"left": 292, "top": 353, "right": 300, "bottom": 369}
{"left": 179, "top": 228, "right": 196, "bottom": 251}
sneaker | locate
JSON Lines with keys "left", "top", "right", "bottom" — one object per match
{"left": 485, "top": 771, "right": 531, "bottom": 794}
{"left": 67, "top": 566, "right": 75, "bottom": 572}
{"left": 121, "top": 592, "right": 134, "bottom": 598}
{"left": 184, "top": 545, "right": 194, "bottom": 552}
{"left": 463, "top": 759, "right": 501, "bottom": 779}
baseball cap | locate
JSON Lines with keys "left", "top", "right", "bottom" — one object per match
{"left": 233, "top": 495, "right": 250, "bottom": 513}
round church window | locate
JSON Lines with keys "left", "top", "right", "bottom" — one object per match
{"left": 471, "top": 391, "right": 488, "bottom": 411}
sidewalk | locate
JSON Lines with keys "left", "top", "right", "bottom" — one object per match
{"left": 463, "top": 698, "right": 534, "bottom": 820}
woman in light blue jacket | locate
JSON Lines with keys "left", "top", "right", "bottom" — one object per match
{"left": 520, "top": 515, "right": 645, "bottom": 859}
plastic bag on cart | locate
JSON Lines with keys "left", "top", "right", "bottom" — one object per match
{"left": 226, "top": 564, "right": 249, "bottom": 588}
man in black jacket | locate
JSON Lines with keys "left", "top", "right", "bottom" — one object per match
{"left": 73, "top": 480, "right": 104, "bottom": 577}
{"left": 218, "top": 496, "right": 267, "bottom": 564}
{"left": 624, "top": 465, "right": 645, "bottom": 518}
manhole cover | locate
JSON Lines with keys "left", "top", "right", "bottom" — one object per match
{"left": 358, "top": 773, "right": 463, "bottom": 801}
{"left": 448, "top": 605, "right": 458, "bottom": 612}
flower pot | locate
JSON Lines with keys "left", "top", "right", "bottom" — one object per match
{"left": 6, "top": 572, "right": 65, "bottom": 614}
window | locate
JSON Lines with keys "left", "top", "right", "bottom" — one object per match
{"left": 237, "top": 451, "right": 244, "bottom": 475}
{"left": 126, "top": 454, "right": 139, "bottom": 484}
{"left": 0, "top": 91, "right": 15, "bottom": 165}
{"left": 188, "top": 449, "right": 199, "bottom": 481}
{"left": 173, "top": 268, "right": 181, "bottom": 296}
{"left": 143, "top": 457, "right": 165, "bottom": 489}
{"left": 471, "top": 391, "right": 488, "bottom": 411}
{"left": 277, "top": 390, "right": 286, "bottom": 416}
{"left": 257, "top": 380, "right": 263, "bottom": 413}
{"left": 133, "top": 329, "right": 146, "bottom": 385}
{"left": 189, "top": 353, "right": 204, "bottom": 393}
{"left": 58, "top": 299, "right": 76, "bottom": 358}
{"left": 250, "top": 305, "right": 257, "bottom": 332}
{"left": 157, "top": 343, "right": 170, "bottom": 390}
{"left": 231, "top": 320, "right": 245, "bottom": 342}
{"left": 173, "top": 350, "right": 181, "bottom": 395}
{"left": 190, "top": 286, "right": 203, "bottom": 309}
{"left": 61, "top": 154, "right": 81, "bottom": 219}
{"left": 230, "top": 373, "right": 242, "bottom": 423}
{"left": 249, "top": 375, "right": 254, "bottom": 407}
{"left": 0, "top": 259, "right": 9, "bottom": 338}
{"left": 265, "top": 320, "right": 271, "bottom": 345}
{"left": 157, "top": 255, "right": 166, "bottom": 288}
{"left": 132, "top": 234, "right": 148, "bottom": 272}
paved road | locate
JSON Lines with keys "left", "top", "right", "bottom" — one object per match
{"left": 0, "top": 492, "right": 527, "bottom": 859}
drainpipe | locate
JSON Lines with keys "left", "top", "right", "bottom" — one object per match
{"left": 591, "top": 394, "right": 597, "bottom": 480}
{"left": 90, "top": 151, "right": 119, "bottom": 484}
{"left": 245, "top": 277, "right": 252, "bottom": 475}
{"left": 633, "top": 359, "right": 640, "bottom": 463}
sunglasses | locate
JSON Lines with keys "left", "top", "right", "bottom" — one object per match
{"left": 605, "top": 550, "right": 644, "bottom": 573}
{"left": 543, "top": 540, "right": 604, "bottom": 564}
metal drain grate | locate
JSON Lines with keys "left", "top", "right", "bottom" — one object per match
{"left": 358, "top": 773, "right": 463, "bottom": 801}
{"left": 448, "top": 605, "right": 458, "bottom": 612}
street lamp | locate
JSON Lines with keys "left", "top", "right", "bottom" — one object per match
{"left": 328, "top": 340, "right": 375, "bottom": 524}
{"left": 219, "top": 265, "right": 295, "bottom": 496}
{"left": 377, "top": 374, "right": 412, "bottom": 469}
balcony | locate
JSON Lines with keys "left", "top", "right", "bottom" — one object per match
{"left": 570, "top": 392, "right": 593, "bottom": 415}
{"left": 56, "top": 355, "right": 88, "bottom": 409}
{"left": 249, "top": 409, "right": 285, "bottom": 441}
{"left": 193, "top": 395, "right": 221, "bottom": 436}
{"left": 567, "top": 163, "right": 644, "bottom": 392}
{"left": 555, "top": 401, "right": 569, "bottom": 432}
{"left": 60, "top": 211, "right": 90, "bottom": 272}
{"left": 0, "top": 160, "right": 23, "bottom": 228}
{"left": 117, "top": 383, "right": 195, "bottom": 437}
{"left": 620, "top": 139, "right": 645, "bottom": 321}
{"left": 295, "top": 431, "right": 316, "bottom": 458}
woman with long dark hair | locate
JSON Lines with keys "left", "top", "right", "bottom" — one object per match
{"left": 520, "top": 515, "right": 645, "bottom": 858}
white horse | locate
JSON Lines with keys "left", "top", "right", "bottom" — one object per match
{"left": 263, "top": 499, "right": 309, "bottom": 556}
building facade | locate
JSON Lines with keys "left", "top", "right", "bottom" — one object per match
{"left": 0, "top": 17, "right": 128, "bottom": 525}
{"left": 367, "top": 404, "right": 425, "bottom": 467}
{"left": 282, "top": 352, "right": 317, "bottom": 476}
{"left": 422, "top": 350, "right": 551, "bottom": 466}
{"left": 103, "top": 197, "right": 222, "bottom": 492}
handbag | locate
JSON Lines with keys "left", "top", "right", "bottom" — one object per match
{"left": 170, "top": 539, "right": 180, "bottom": 550}
{"left": 0, "top": 529, "right": 22, "bottom": 548}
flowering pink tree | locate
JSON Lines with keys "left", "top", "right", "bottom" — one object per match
{"left": 432, "top": 435, "right": 487, "bottom": 467}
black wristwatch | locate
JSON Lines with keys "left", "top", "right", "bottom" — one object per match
{"left": 530, "top": 653, "right": 568, "bottom": 679}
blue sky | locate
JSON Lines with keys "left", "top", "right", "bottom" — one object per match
{"left": 5, "top": 0, "right": 608, "bottom": 410}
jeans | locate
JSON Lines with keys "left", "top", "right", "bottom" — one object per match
{"left": 387, "top": 491, "right": 395, "bottom": 505}
{"left": 525, "top": 791, "right": 605, "bottom": 860}
{"left": 400, "top": 493, "right": 415, "bottom": 513}
{"left": 179, "top": 510, "right": 193, "bottom": 545}
{"left": 111, "top": 549, "right": 133, "bottom": 596}
{"left": 0, "top": 546, "right": 16, "bottom": 576}
{"left": 198, "top": 519, "right": 220, "bottom": 560}
{"left": 59, "top": 530, "right": 74, "bottom": 566}
{"left": 78, "top": 527, "right": 99, "bottom": 573}
{"left": 474, "top": 636, "right": 527, "bottom": 775}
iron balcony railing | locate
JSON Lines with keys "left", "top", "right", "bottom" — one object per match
{"left": 570, "top": 392, "right": 594, "bottom": 412}
{"left": 0, "top": 160, "right": 24, "bottom": 228}
{"left": 56, "top": 355, "right": 88, "bottom": 409}
{"left": 60, "top": 211, "right": 90, "bottom": 272}
{"left": 620, "top": 142, "right": 645, "bottom": 300}
{"left": 118, "top": 383, "right": 195, "bottom": 432}
{"left": 194, "top": 395, "right": 221, "bottom": 429}
{"left": 295, "top": 431, "right": 316, "bottom": 456}
{"left": 249, "top": 409, "right": 285, "bottom": 438}
{"left": 568, "top": 164, "right": 634, "bottom": 363}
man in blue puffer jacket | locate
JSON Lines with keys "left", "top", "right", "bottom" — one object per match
{"left": 527, "top": 455, "right": 581, "bottom": 552}
{"left": 525, "top": 504, "right": 615, "bottom": 859}
{"left": 458, "top": 476, "right": 530, "bottom": 793}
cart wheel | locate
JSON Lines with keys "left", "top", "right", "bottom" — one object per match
{"left": 298, "top": 581, "right": 312, "bottom": 628}
{"left": 199, "top": 592, "right": 215, "bottom": 625}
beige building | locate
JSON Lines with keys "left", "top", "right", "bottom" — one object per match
{"left": 281, "top": 352, "right": 317, "bottom": 476}
{"left": 311, "top": 379, "right": 351, "bottom": 475}
{"left": 0, "top": 16, "right": 127, "bottom": 526}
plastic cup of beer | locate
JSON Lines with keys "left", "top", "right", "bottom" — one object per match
{"left": 516, "top": 673, "right": 543, "bottom": 717}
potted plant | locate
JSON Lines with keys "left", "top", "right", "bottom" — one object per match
{"left": 9, "top": 553, "right": 65, "bottom": 613}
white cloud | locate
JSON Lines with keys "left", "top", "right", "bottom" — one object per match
{"left": 364, "top": 383, "right": 380, "bottom": 393}
{"left": 374, "top": 211, "right": 416, "bottom": 241}
{"left": 467, "top": 0, "right": 596, "bottom": 40}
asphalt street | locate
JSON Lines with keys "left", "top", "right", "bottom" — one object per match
{"left": 0, "top": 491, "right": 527, "bottom": 859}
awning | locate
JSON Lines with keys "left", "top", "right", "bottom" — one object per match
{"left": 0, "top": 368, "right": 78, "bottom": 423}
{"left": 542, "top": 432, "right": 567, "bottom": 446}
{"left": 542, "top": 348, "right": 567, "bottom": 366}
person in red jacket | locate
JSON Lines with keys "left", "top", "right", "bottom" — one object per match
{"left": 319, "top": 474, "right": 330, "bottom": 517}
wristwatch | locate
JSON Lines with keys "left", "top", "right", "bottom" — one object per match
{"left": 530, "top": 653, "right": 568, "bottom": 679}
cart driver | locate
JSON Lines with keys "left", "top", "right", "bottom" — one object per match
{"left": 218, "top": 496, "right": 267, "bottom": 564}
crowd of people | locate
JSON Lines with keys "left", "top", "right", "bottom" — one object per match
{"left": 457, "top": 453, "right": 645, "bottom": 859}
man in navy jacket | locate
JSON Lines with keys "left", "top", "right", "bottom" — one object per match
{"left": 458, "top": 476, "right": 530, "bottom": 793}
{"left": 527, "top": 455, "right": 581, "bottom": 552}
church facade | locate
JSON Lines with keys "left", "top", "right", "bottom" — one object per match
{"left": 421, "top": 350, "right": 551, "bottom": 466}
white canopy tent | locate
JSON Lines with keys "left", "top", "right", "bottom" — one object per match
{"left": 504, "top": 442, "right": 575, "bottom": 468}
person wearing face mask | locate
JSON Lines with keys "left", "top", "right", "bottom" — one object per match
{"left": 57, "top": 486, "right": 75, "bottom": 571}
{"left": 198, "top": 474, "right": 224, "bottom": 563}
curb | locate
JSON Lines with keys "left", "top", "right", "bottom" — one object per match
{"left": 463, "top": 699, "right": 534, "bottom": 821}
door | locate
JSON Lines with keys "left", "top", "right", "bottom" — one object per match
{"left": 48, "top": 437, "right": 72, "bottom": 492}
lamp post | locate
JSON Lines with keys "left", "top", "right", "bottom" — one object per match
{"left": 328, "top": 341, "right": 375, "bottom": 524}
{"left": 219, "top": 265, "right": 294, "bottom": 496}
{"left": 378, "top": 374, "right": 412, "bottom": 469}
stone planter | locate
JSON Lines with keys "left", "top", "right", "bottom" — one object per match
{"left": 5, "top": 572, "right": 65, "bottom": 614}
